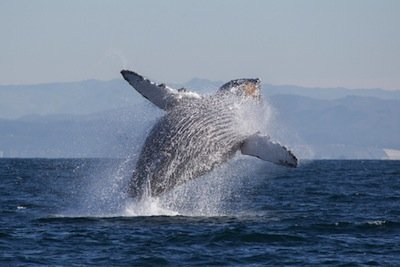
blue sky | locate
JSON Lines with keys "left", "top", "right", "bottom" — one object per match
{"left": 1, "top": 0, "right": 399, "bottom": 89}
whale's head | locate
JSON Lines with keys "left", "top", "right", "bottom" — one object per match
{"left": 218, "top": 78, "right": 261, "bottom": 101}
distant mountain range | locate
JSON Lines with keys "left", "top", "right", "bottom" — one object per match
{"left": 0, "top": 79, "right": 399, "bottom": 159}
{"left": 269, "top": 94, "right": 400, "bottom": 159}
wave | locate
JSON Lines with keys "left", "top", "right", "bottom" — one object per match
{"left": 293, "top": 220, "right": 400, "bottom": 233}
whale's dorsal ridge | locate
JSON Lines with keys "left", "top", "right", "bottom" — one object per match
{"left": 121, "top": 70, "right": 201, "bottom": 110}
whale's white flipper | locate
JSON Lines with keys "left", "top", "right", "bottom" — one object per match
{"left": 241, "top": 134, "right": 298, "bottom": 167}
{"left": 121, "top": 70, "right": 201, "bottom": 110}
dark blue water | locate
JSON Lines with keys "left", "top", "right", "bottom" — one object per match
{"left": 1, "top": 159, "right": 400, "bottom": 266}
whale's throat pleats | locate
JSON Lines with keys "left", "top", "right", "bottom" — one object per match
{"left": 131, "top": 95, "right": 251, "bottom": 198}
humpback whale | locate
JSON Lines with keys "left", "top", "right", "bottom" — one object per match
{"left": 121, "top": 70, "right": 297, "bottom": 198}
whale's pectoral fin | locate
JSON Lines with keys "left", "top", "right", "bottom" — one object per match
{"left": 240, "top": 134, "right": 298, "bottom": 168}
{"left": 121, "top": 70, "right": 201, "bottom": 110}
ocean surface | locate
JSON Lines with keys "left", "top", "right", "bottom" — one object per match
{"left": 1, "top": 158, "right": 399, "bottom": 266}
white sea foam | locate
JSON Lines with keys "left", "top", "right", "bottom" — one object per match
{"left": 367, "top": 220, "right": 387, "bottom": 226}
{"left": 123, "top": 197, "right": 179, "bottom": 216}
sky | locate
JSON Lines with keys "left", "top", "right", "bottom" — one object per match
{"left": 1, "top": 0, "right": 399, "bottom": 90}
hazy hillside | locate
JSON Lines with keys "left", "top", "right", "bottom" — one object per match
{"left": 0, "top": 105, "right": 160, "bottom": 158}
{"left": 263, "top": 84, "right": 400, "bottom": 100}
{"left": 0, "top": 80, "right": 136, "bottom": 119}
{"left": 2, "top": 78, "right": 399, "bottom": 120}
{"left": 269, "top": 95, "right": 400, "bottom": 159}
{"left": 0, "top": 78, "right": 399, "bottom": 159}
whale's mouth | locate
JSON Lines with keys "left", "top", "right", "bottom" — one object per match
{"left": 232, "top": 79, "right": 261, "bottom": 100}
{"left": 218, "top": 78, "right": 261, "bottom": 100}
{"left": 239, "top": 80, "right": 261, "bottom": 102}
{"left": 243, "top": 83, "right": 260, "bottom": 98}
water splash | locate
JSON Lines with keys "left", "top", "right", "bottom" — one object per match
{"left": 61, "top": 157, "right": 271, "bottom": 218}
{"left": 63, "top": 94, "right": 288, "bottom": 217}
{"left": 124, "top": 156, "right": 259, "bottom": 217}
{"left": 63, "top": 158, "right": 134, "bottom": 217}
{"left": 124, "top": 197, "right": 179, "bottom": 216}
{"left": 121, "top": 96, "right": 276, "bottom": 217}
